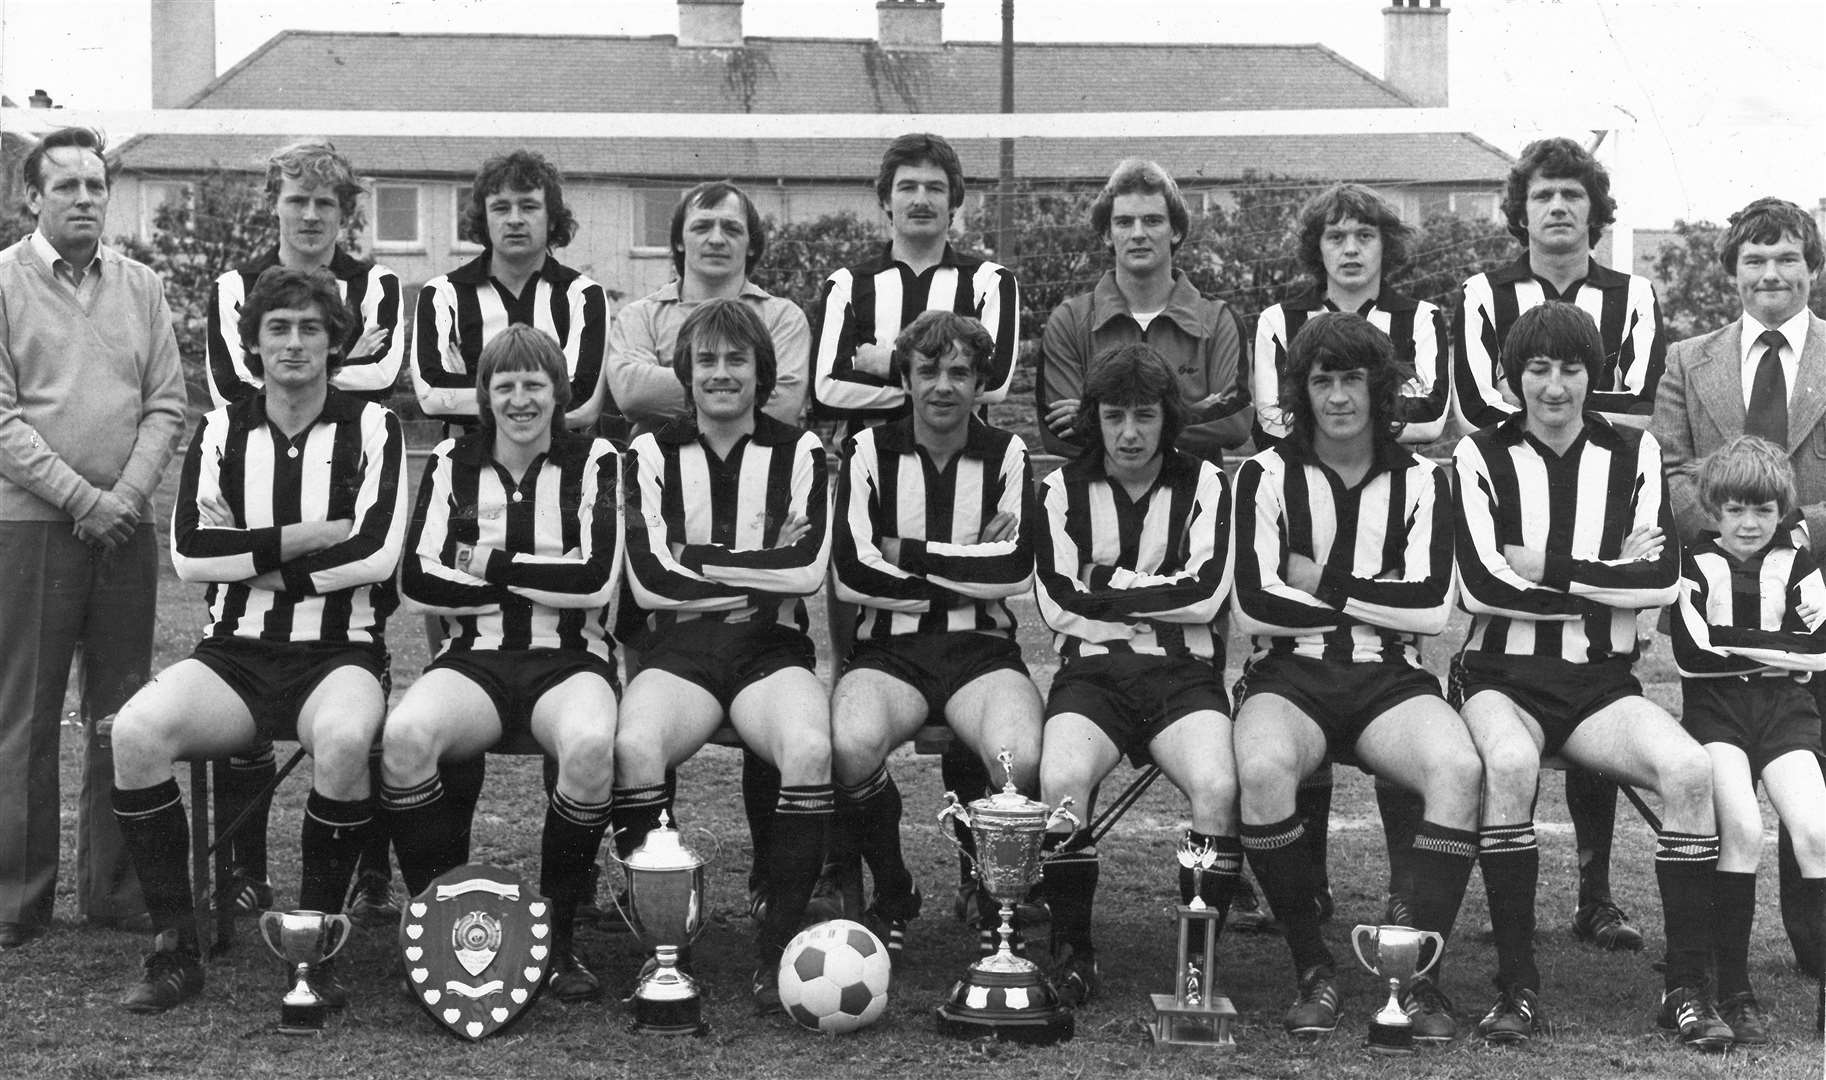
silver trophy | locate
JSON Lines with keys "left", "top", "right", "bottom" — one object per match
{"left": 1150, "top": 840, "right": 1236, "bottom": 1048}
{"left": 1351, "top": 924, "right": 1445, "bottom": 1054}
{"left": 934, "top": 748, "right": 1079, "bottom": 1045}
{"left": 259, "top": 910, "right": 352, "bottom": 1035}
{"left": 612, "top": 811, "right": 710, "bottom": 1035}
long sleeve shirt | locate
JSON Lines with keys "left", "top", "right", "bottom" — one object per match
{"left": 622, "top": 414, "right": 829, "bottom": 635}
{"left": 833, "top": 416, "right": 1034, "bottom": 641}
{"left": 1035, "top": 448, "right": 1232, "bottom": 664}
{"left": 1231, "top": 438, "right": 1454, "bottom": 667}
{"left": 171, "top": 389, "right": 407, "bottom": 645}
{"left": 1672, "top": 519, "right": 1826, "bottom": 679}
{"left": 402, "top": 430, "right": 621, "bottom": 661}
{"left": 206, "top": 246, "right": 406, "bottom": 407}
{"left": 1453, "top": 413, "right": 1679, "bottom": 664}
{"left": 606, "top": 280, "right": 809, "bottom": 436}
{"left": 1252, "top": 284, "right": 1449, "bottom": 447}
{"left": 0, "top": 235, "right": 186, "bottom": 522}
{"left": 1037, "top": 270, "right": 1252, "bottom": 461}
{"left": 412, "top": 252, "right": 608, "bottom": 427}
{"left": 1452, "top": 254, "right": 1665, "bottom": 433}
{"left": 810, "top": 242, "right": 1018, "bottom": 431}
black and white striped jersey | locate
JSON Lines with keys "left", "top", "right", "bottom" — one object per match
{"left": 1232, "top": 438, "right": 1454, "bottom": 666}
{"left": 1253, "top": 284, "right": 1450, "bottom": 446}
{"left": 1672, "top": 519, "right": 1826, "bottom": 679}
{"left": 810, "top": 243, "right": 1019, "bottom": 429}
{"left": 206, "top": 246, "right": 405, "bottom": 407}
{"left": 1454, "top": 414, "right": 1679, "bottom": 663}
{"left": 1035, "top": 448, "right": 1232, "bottom": 663}
{"left": 622, "top": 414, "right": 830, "bottom": 635}
{"left": 401, "top": 430, "right": 621, "bottom": 660}
{"left": 412, "top": 253, "right": 608, "bottom": 425}
{"left": 1452, "top": 255, "right": 1665, "bottom": 432}
{"left": 171, "top": 389, "right": 407, "bottom": 645}
{"left": 833, "top": 417, "right": 1034, "bottom": 641}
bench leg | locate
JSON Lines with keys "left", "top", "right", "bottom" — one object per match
{"left": 188, "top": 761, "right": 212, "bottom": 957}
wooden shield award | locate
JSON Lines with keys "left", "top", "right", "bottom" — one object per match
{"left": 401, "top": 864, "right": 551, "bottom": 1041}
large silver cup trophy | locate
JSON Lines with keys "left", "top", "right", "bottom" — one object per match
{"left": 612, "top": 811, "right": 709, "bottom": 1035}
{"left": 934, "top": 748, "right": 1079, "bottom": 1044}
{"left": 258, "top": 910, "right": 352, "bottom": 1034}
{"left": 1351, "top": 923, "right": 1445, "bottom": 1053}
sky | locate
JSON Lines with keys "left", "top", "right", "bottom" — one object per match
{"left": 0, "top": 0, "right": 1819, "bottom": 227}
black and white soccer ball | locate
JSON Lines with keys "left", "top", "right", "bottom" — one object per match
{"left": 777, "top": 919, "right": 891, "bottom": 1034}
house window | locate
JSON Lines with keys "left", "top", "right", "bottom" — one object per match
{"left": 373, "top": 183, "right": 423, "bottom": 250}
{"left": 451, "top": 185, "right": 483, "bottom": 253}
{"left": 633, "top": 185, "right": 681, "bottom": 256}
{"left": 141, "top": 180, "right": 191, "bottom": 239}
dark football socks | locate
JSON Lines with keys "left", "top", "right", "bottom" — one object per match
{"left": 1655, "top": 830, "right": 1720, "bottom": 991}
{"left": 298, "top": 790, "right": 371, "bottom": 913}
{"left": 1480, "top": 820, "right": 1540, "bottom": 991}
{"left": 1244, "top": 814, "right": 1331, "bottom": 975}
{"left": 112, "top": 778, "right": 198, "bottom": 955}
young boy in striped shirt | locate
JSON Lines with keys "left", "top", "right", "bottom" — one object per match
{"left": 1032, "top": 343, "right": 1236, "bottom": 1006}
{"left": 1669, "top": 435, "right": 1826, "bottom": 1043}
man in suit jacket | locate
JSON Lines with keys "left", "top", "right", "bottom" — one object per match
{"left": 1651, "top": 195, "right": 1826, "bottom": 983}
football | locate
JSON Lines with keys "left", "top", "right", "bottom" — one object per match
{"left": 776, "top": 919, "right": 891, "bottom": 1034}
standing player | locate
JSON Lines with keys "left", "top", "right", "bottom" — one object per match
{"left": 203, "top": 138, "right": 406, "bottom": 927}
{"left": 109, "top": 266, "right": 407, "bottom": 1013}
{"left": 1452, "top": 136, "right": 1668, "bottom": 952}
{"left": 808, "top": 133, "right": 1021, "bottom": 923}
{"left": 381, "top": 325, "right": 621, "bottom": 1001}
{"left": 1037, "top": 158, "right": 1252, "bottom": 461}
{"left": 413, "top": 149, "right": 609, "bottom": 434}
{"left": 1231, "top": 313, "right": 1481, "bottom": 1042}
{"left": 1453, "top": 302, "right": 1725, "bottom": 1049}
{"left": 610, "top": 299, "right": 832, "bottom": 1010}
{"left": 1668, "top": 436, "right": 1825, "bottom": 1043}
{"left": 1033, "top": 343, "right": 1236, "bottom": 1006}
{"left": 827, "top": 310, "right": 1041, "bottom": 964}
{"left": 608, "top": 180, "right": 809, "bottom": 437}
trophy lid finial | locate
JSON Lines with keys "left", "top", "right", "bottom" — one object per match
{"left": 998, "top": 747, "right": 1016, "bottom": 794}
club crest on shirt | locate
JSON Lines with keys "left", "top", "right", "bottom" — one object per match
{"left": 401, "top": 864, "right": 550, "bottom": 1041}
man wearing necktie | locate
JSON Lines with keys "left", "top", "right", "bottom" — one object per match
{"left": 1652, "top": 196, "right": 1826, "bottom": 988}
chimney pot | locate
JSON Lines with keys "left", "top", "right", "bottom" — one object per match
{"left": 1382, "top": 2, "right": 1449, "bottom": 107}
{"left": 28, "top": 90, "right": 53, "bottom": 109}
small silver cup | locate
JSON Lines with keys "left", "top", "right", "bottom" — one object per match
{"left": 258, "top": 910, "right": 352, "bottom": 1034}
{"left": 1350, "top": 924, "right": 1444, "bottom": 1054}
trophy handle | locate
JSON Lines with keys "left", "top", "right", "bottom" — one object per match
{"left": 1349, "top": 924, "right": 1378, "bottom": 973}
{"left": 935, "top": 793, "right": 980, "bottom": 875}
{"left": 1414, "top": 930, "right": 1446, "bottom": 978}
{"left": 258, "top": 910, "right": 286, "bottom": 958}
{"left": 1044, "top": 796, "right": 1079, "bottom": 834}
{"left": 319, "top": 913, "right": 353, "bottom": 962}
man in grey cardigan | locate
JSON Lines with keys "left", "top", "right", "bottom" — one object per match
{"left": 0, "top": 126, "right": 186, "bottom": 950}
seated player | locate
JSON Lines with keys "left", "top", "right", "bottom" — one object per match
{"left": 109, "top": 266, "right": 407, "bottom": 1013}
{"left": 609, "top": 298, "right": 832, "bottom": 1010}
{"left": 380, "top": 324, "right": 622, "bottom": 1002}
{"left": 1033, "top": 343, "right": 1237, "bottom": 1006}
{"left": 1668, "top": 435, "right": 1826, "bottom": 1043}
{"left": 826, "top": 311, "right": 1040, "bottom": 963}
{"left": 1231, "top": 312, "right": 1481, "bottom": 1042}
{"left": 1453, "top": 302, "right": 1724, "bottom": 1049}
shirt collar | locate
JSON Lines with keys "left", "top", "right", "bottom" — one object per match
{"left": 1488, "top": 408, "right": 1628, "bottom": 454}
{"left": 1087, "top": 270, "right": 1210, "bottom": 336}
{"left": 446, "top": 251, "right": 575, "bottom": 288}
{"left": 1488, "top": 252, "right": 1627, "bottom": 291}
{"left": 854, "top": 241, "right": 977, "bottom": 276}
{"left": 447, "top": 427, "right": 593, "bottom": 467}
{"left": 30, "top": 228, "right": 101, "bottom": 279}
{"left": 228, "top": 385, "right": 365, "bottom": 435}
{"left": 1739, "top": 307, "right": 1812, "bottom": 364}
{"left": 654, "top": 411, "right": 801, "bottom": 448}
{"left": 1274, "top": 432, "right": 1416, "bottom": 477}
{"left": 872, "top": 414, "right": 1004, "bottom": 460}
{"left": 648, "top": 279, "right": 773, "bottom": 305}
{"left": 1279, "top": 281, "right": 1417, "bottom": 315}
{"left": 237, "top": 244, "right": 369, "bottom": 280}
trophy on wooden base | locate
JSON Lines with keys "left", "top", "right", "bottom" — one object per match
{"left": 1149, "top": 841, "right": 1237, "bottom": 1048}
{"left": 934, "top": 749, "right": 1079, "bottom": 1045}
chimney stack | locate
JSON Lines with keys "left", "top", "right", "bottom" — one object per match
{"left": 678, "top": 0, "right": 744, "bottom": 48}
{"left": 878, "top": 0, "right": 945, "bottom": 52}
{"left": 28, "top": 90, "right": 53, "bottom": 109}
{"left": 1382, "top": 1, "right": 1449, "bottom": 107}
{"left": 150, "top": 0, "right": 217, "bottom": 108}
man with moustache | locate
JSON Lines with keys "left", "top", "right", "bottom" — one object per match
{"left": 0, "top": 126, "right": 186, "bottom": 949}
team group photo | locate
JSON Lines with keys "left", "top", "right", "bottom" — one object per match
{"left": 1, "top": 1, "right": 1821, "bottom": 1077}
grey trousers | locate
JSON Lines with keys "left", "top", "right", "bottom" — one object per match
{"left": 0, "top": 521, "right": 155, "bottom": 927}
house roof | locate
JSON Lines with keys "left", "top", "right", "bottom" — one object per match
{"left": 118, "top": 31, "right": 1512, "bottom": 185}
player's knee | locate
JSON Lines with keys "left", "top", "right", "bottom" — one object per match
{"left": 613, "top": 728, "right": 666, "bottom": 784}
{"left": 1658, "top": 743, "right": 1715, "bottom": 812}
{"left": 1184, "top": 770, "right": 1240, "bottom": 823}
{"left": 109, "top": 697, "right": 177, "bottom": 773}
{"left": 1434, "top": 744, "right": 1484, "bottom": 798}
{"left": 558, "top": 728, "right": 615, "bottom": 792}
{"left": 1787, "top": 815, "right": 1826, "bottom": 868}
{"left": 310, "top": 723, "right": 374, "bottom": 786}
{"left": 1235, "top": 748, "right": 1297, "bottom": 803}
{"left": 1479, "top": 737, "right": 1539, "bottom": 800}
{"left": 1715, "top": 806, "right": 1764, "bottom": 861}
{"left": 380, "top": 714, "right": 441, "bottom": 781}
{"left": 777, "top": 731, "right": 832, "bottom": 782}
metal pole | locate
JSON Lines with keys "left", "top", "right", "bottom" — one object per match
{"left": 997, "top": 0, "right": 1015, "bottom": 265}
